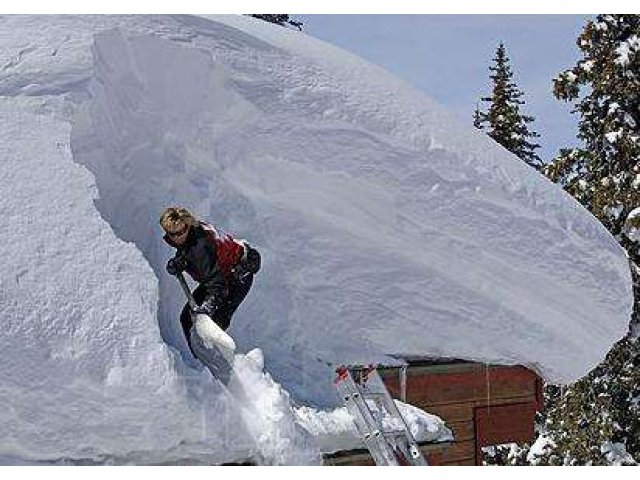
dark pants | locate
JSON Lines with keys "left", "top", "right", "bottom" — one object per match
{"left": 180, "top": 276, "right": 253, "bottom": 357}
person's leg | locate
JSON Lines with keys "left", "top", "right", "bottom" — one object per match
{"left": 213, "top": 276, "right": 253, "bottom": 330}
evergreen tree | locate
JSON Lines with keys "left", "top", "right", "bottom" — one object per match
{"left": 475, "top": 42, "right": 543, "bottom": 169}
{"left": 532, "top": 14, "right": 640, "bottom": 466}
{"left": 546, "top": 14, "right": 640, "bottom": 241}
{"left": 248, "top": 14, "right": 303, "bottom": 31}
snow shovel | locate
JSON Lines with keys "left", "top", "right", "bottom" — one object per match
{"left": 176, "top": 272, "right": 236, "bottom": 380}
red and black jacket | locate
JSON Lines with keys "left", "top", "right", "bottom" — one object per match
{"left": 164, "top": 222, "right": 245, "bottom": 300}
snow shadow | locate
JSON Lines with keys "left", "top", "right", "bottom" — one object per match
{"left": 69, "top": 28, "right": 264, "bottom": 356}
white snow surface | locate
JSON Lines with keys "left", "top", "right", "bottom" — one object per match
{"left": 0, "top": 15, "right": 633, "bottom": 464}
{"left": 601, "top": 441, "right": 637, "bottom": 466}
{"left": 625, "top": 207, "right": 640, "bottom": 243}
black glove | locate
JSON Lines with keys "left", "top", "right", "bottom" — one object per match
{"left": 233, "top": 245, "right": 261, "bottom": 281}
{"left": 166, "top": 256, "right": 187, "bottom": 276}
{"left": 193, "top": 296, "right": 221, "bottom": 317}
{"left": 246, "top": 246, "right": 261, "bottom": 274}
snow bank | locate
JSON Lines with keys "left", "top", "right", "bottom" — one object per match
{"left": 296, "top": 399, "right": 452, "bottom": 455}
{"left": 0, "top": 14, "right": 634, "bottom": 463}
{"left": 0, "top": 102, "right": 248, "bottom": 464}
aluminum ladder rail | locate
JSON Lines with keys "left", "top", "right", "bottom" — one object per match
{"left": 334, "top": 365, "right": 428, "bottom": 466}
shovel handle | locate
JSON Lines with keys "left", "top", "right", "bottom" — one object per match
{"left": 177, "top": 272, "right": 199, "bottom": 312}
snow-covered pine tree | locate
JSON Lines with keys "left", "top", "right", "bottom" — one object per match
{"left": 474, "top": 42, "right": 543, "bottom": 170}
{"left": 533, "top": 14, "right": 640, "bottom": 466}
{"left": 546, "top": 14, "right": 640, "bottom": 241}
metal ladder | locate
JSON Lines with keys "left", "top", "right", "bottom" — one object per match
{"left": 334, "top": 364, "right": 428, "bottom": 466}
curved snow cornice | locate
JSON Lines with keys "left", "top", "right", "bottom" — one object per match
{"left": 200, "top": 14, "right": 632, "bottom": 383}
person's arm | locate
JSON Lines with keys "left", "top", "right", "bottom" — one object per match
{"left": 190, "top": 235, "right": 226, "bottom": 315}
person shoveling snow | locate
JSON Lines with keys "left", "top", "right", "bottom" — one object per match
{"left": 159, "top": 206, "right": 261, "bottom": 378}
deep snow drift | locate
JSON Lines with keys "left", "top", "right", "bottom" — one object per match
{"left": 0, "top": 15, "right": 632, "bottom": 464}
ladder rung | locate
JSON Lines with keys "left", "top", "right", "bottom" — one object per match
{"left": 361, "top": 391, "right": 388, "bottom": 398}
{"left": 382, "top": 429, "right": 407, "bottom": 437}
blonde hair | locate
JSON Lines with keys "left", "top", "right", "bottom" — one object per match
{"left": 159, "top": 206, "right": 196, "bottom": 233}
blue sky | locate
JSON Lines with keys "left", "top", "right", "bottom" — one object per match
{"left": 297, "top": 15, "right": 589, "bottom": 162}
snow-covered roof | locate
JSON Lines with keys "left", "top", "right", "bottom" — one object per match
{"left": 0, "top": 15, "right": 632, "bottom": 464}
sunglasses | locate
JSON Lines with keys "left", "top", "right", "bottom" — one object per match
{"left": 167, "top": 225, "right": 189, "bottom": 238}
